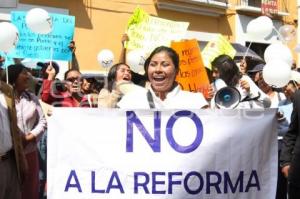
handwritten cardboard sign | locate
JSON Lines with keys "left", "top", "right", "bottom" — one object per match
{"left": 201, "top": 34, "right": 236, "bottom": 70}
{"left": 10, "top": 11, "right": 75, "bottom": 61}
{"left": 126, "top": 7, "right": 189, "bottom": 53}
{"left": 171, "top": 39, "right": 210, "bottom": 97}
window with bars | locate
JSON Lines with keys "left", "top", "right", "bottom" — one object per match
{"left": 0, "top": 0, "right": 18, "bottom": 8}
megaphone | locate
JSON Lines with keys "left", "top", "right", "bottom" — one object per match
{"left": 215, "top": 87, "right": 241, "bottom": 109}
{"left": 213, "top": 78, "right": 267, "bottom": 109}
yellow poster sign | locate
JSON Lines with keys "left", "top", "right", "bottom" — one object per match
{"left": 171, "top": 39, "right": 210, "bottom": 98}
{"left": 126, "top": 7, "right": 189, "bottom": 53}
{"left": 201, "top": 34, "right": 236, "bottom": 70}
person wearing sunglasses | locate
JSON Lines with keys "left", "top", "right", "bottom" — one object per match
{"left": 41, "top": 65, "right": 93, "bottom": 107}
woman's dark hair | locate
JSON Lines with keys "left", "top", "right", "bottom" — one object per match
{"left": 38, "top": 61, "right": 60, "bottom": 79}
{"left": 144, "top": 46, "right": 179, "bottom": 80}
{"left": 3, "top": 64, "right": 26, "bottom": 85}
{"left": 131, "top": 71, "right": 148, "bottom": 87}
{"left": 211, "top": 54, "right": 242, "bottom": 87}
{"left": 107, "top": 63, "right": 130, "bottom": 92}
{"left": 64, "top": 69, "right": 81, "bottom": 80}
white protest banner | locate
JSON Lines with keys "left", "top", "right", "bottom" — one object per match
{"left": 48, "top": 108, "right": 277, "bottom": 199}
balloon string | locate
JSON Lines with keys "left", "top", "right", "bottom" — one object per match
{"left": 4, "top": 53, "right": 8, "bottom": 84}
{"left": 105, "top": 68, "right": 108, "bottom": 87}
{"left": 273, "top": 26, "right": 284, "bottom": 42}
{"left": 49, "top": 30, "right": 53, "bottom": 69}
{"left": 50, "top": 47, "right": 53, "bottom": 67}
{"left": 243, "top": 42, "right": 252, "bottom": 60}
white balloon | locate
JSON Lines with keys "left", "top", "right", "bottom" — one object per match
{"left": 264, "top": 43, "right": 293, "bottom": 66}
{"left": 97, "top": 49, "right": 114, "bottom": 68}
{"left": 26, "top": 8, "right": 52, "bottom": 34}
{"left": 263, "top": 59, "right": 291, "bottom": 87}
{"left": 246, "top": 19, "right": 260, "bottom": 40}
{"left": 279, "top": 25, "right": 296, "bottom": 43}
{"left": 21, "top": 58, "right": 39, "bottom": 69}
{"left": 0, "top": 22, "right": 19, "bottom": 53}
{"left": 295, "top": 44, "right": 300, "bottom": 53}
{"left": 246, "top": 16, "right": 273, "bottom": 40}
{"left": 126, "top": 49, "right": 146, "bottom": 73}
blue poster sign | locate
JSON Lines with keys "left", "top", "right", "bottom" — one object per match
{"left": 10, "top": 11, "right": 75, "bottom": 61}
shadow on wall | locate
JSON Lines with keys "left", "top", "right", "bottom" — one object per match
{"left": 73, "top": 0, "right": 135, "bottom": 29}
{"left": 80, "top": 0, "right": 153, "bottom": 29}
{"left": 73, "top": 0, "right": 93, "bottom": 29}
{"left": 155, "top": 6, "right": 232, "bottom": 36}
{"left": 19, "top": 0, "right": 93, "bottom": 28}
{"left": 19, "top": 0, "right": 152, "bottom": 29}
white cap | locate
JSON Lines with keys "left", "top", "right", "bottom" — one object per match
{"left": 117, "top": 81, "right": 146, "bottom": 95}
{"left": 214, "top": 79, "right": 227, "bottom": 90}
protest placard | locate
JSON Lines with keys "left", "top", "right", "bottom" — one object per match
{"left": 126, "top": 7, "right": 189, "bottom": 53}
{"left": 10, "top": 11, "right": 75, "bottom": 61}
{"left": 171, "top": 39, "right": 210, "bottom": 97}
{"left": 201, "top": 34, "right": 236, "bottom": 70}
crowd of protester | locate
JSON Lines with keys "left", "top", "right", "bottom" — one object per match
{"left": 1, "top": 35, "right": 300, "bottom": 199}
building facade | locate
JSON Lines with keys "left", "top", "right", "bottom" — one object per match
{"left": 0, "top": 0, "right": 298, "bottom": 72}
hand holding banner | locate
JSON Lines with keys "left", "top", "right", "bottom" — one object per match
{"left": 48, "top": 108, "right": 278, "bottom": 199}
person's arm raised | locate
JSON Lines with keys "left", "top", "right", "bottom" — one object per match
{"left": 41, "top": 65, "right": 58, "bottom": 104}
{"left": 119, "top": 34, "right": 129, "bottom": 63}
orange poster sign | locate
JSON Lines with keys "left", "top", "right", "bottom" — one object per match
{"left": 171, "top": 39, "right": 210, "bottom": 97}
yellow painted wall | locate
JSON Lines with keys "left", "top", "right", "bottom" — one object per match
{"left": 220, "top": 10, "right": 236, "bottom": 42}
{"left": 281, "top": 0, "right": 298, "bottom": 63}
{"left": 228, "top": 0, "right": 298, "bottom": 62}
{"left": 19, "top": 0, "right": 297, "bottom": 69}
{"left": 19, "top": 0, "right": 232, "bottom": 71}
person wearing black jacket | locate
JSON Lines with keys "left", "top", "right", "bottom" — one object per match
{"left": 280, "top": 90, "right": 300, "bottom": 198}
